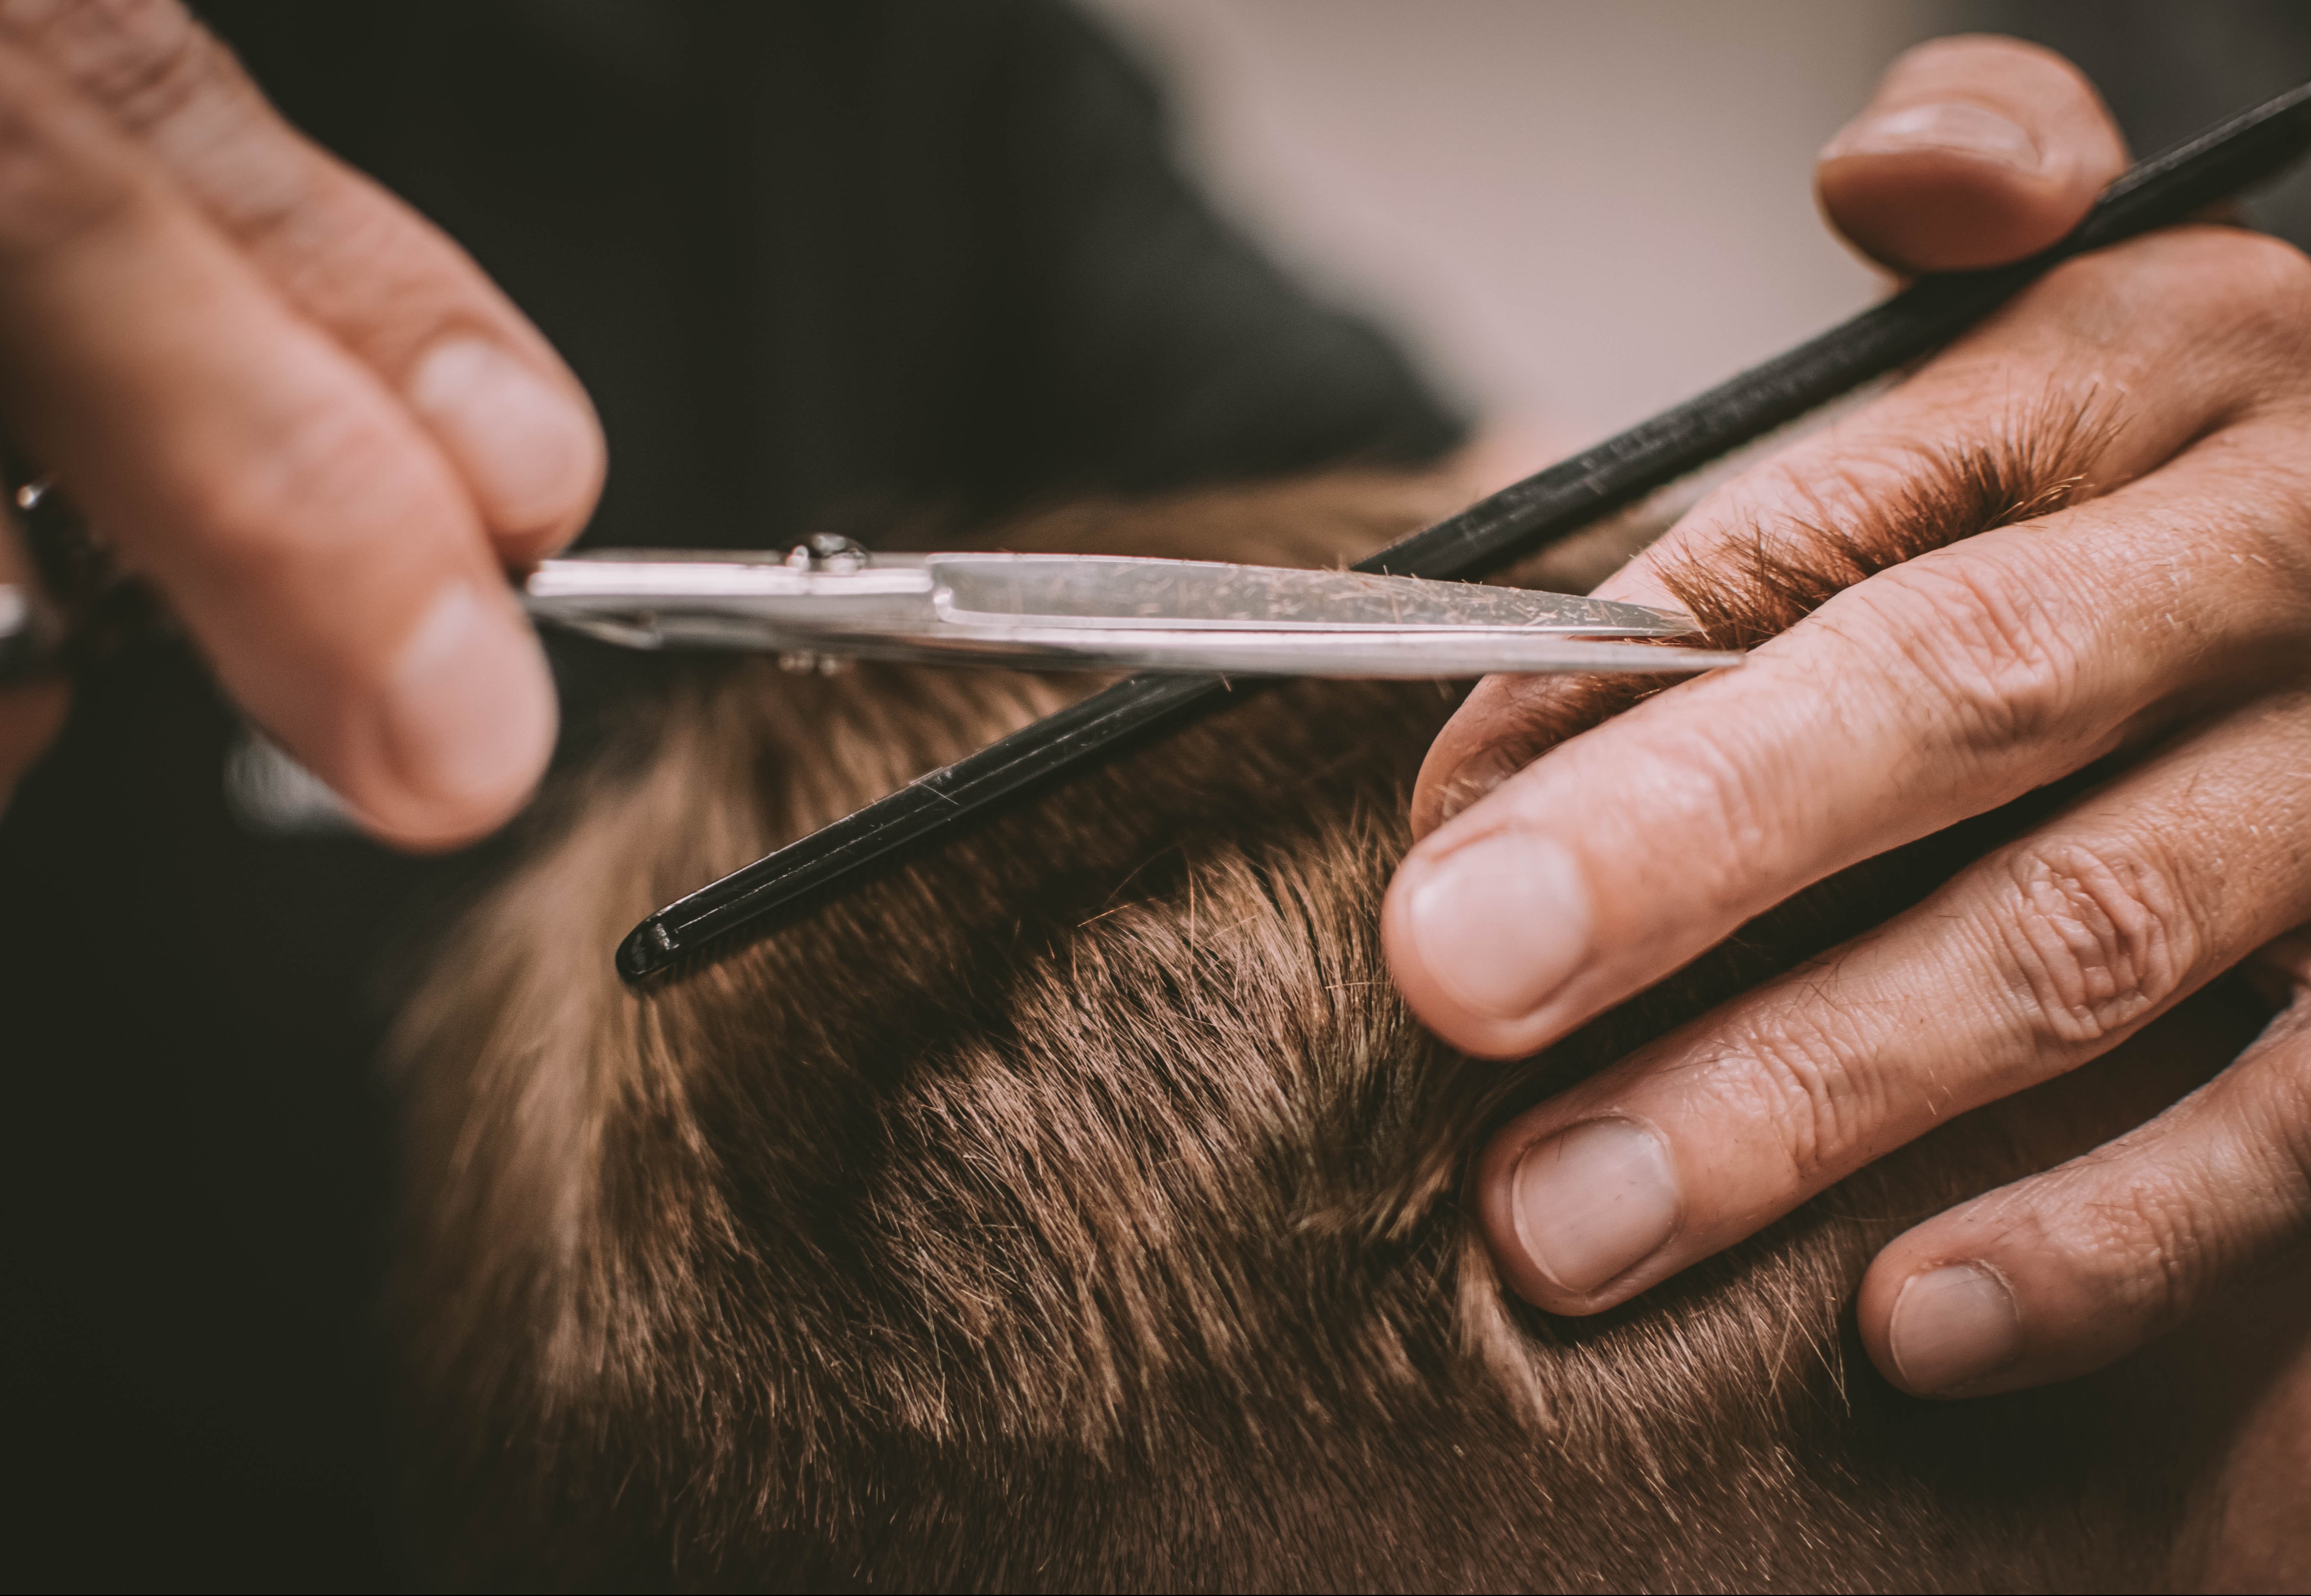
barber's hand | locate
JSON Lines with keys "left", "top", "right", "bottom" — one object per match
{"left": 1386, "top": 35, "right": 2311, "bottom": 1397}
{"left": 0, "top": 0, "right": 602, "bottom": 846}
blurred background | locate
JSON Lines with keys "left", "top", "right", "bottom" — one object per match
{"left": 1089, "top": 0, "right": 2311, "bottom": 453}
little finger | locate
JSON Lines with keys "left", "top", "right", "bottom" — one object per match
{"left": 1858, "top": 974, "right": 2311, "bottom": 1396}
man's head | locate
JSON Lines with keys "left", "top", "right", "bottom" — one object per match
{"left": 389, "top": 471, "right": 2293, "bottom": 1589}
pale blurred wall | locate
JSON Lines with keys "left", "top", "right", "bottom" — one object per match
{"left": 1085, "top": 0, "right": 1953, "bottom": 449}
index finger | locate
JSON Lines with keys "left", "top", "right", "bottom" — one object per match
{"left": 0, "top": 35, "right": 553, "bottom": 846}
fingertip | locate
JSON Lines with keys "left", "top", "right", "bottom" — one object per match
{"left": 1475, "top": 1114, "right": 1584, "bottom": 1314}
{"left": 1818, "top": 34, "right": 2127, "bottom": 273}
{"left": 1511, "top": 1117, "right": 1682, "bottom": 1308}
{"left": 348, "top": 578, "right": 557, "bottom": 851}
{"left": 1860, "top": 1216, "right": 2090, "bottom": 1402}
{"left": 405, "top": 335, "right": 605, "bottom": 561}
{"left": 1380, "top": 850, "right": 1468, "bottom": 1039}
{"left": 1384, "top": 826, "right": 1593, "bottom": 1058}
{"left": 1872, "top": 1259, "right": 2026, "bottom": 1398}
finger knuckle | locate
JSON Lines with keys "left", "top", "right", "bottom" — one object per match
{"left": 1988, "top": 832, "right": 2203, "bottom": 1046}
{"left": 2, "top": 0, "right": 218, "bottom": 136}
{"left": 2187, "top": 230, "right": 2311, "bottom": 380}
{"left": 2225, "top": 1030, "right": 2311, "bottom": 1213}
{"left": 2043, "top": 230, "right": 2311, "bottom": 373}
{"left": 2258, "top": 1088, "right": 2311, "bottom": 1218}
{"left": 265, "top": 193, "right": 448, "bottom": 326}
{"left": 1708, "top": 1004, "right": 1881, "bottom": 1185}
{"left": 0, "top": 53, "right": 144, "bottom": 258}
{"left": 1858, "top": 552, "right": 2085, "bottom": 753}
{"left": 8, "top": 1, "right": 334, "bottom": 255}
{"left": 2215, "top": 228, "right": 2311, "bottom": 325}
{"left": 2180, "top": 230, "right": 2311, "bottom": 364}
{"left": 2073, "top": 1166, "right": 2206, "bottom": 1325}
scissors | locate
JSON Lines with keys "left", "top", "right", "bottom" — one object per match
{"left": 518, "top": 534, "right": 1737, "bottom": 679}
{"left": 0, "top": 516, "right": 1734, "bottom": 685}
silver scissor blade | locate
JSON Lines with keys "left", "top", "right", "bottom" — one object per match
{"left": 535, "top": 611, "right": 1738, "bottom": 679}
{"left": 919, "top": 553, "right": 1694, "bottom": 636}
{"left": 518, "top": 547, "right": 1731, "bottom": 678}
{"left": 524, "top": 549, "right": 1700, "bottom": 648}
{"left": 782, "top": 627, "right": 1740, "bottom": 678}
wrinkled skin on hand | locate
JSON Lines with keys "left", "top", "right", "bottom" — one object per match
{"left": 1386, "top": 35, "right": 2311, "bottom": 1411}
{"left": 0, "top": 0, "right": 603, "bottom": 847}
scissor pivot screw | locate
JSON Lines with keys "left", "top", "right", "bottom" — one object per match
{"left": 786, "top": 533, "right": 869, "bottom": 574}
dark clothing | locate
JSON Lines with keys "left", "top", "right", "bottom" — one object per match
{"left": 232, "top": 2, "right": 1464, "bottom": 551}
{"left": 0, "top": 4, "right": 1459, "bottom": 1587}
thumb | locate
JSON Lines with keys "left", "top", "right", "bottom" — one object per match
{"left": 1818, "top": 35, "right": 2128, "bottom": 274}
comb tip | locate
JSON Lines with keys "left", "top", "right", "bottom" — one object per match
{"left": 617, "top": 917, "right": 678, "bottom": 984}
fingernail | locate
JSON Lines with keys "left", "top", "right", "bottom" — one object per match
{"left": 1403, "top": 832, "right": 1591, "bottom": 1019}
{"left": 406, "top": 337, "right": 597, "bottom": 532}
{"left": 1429, "top": 746, "right": 1520, "bottom": 829}
{"left": 1510, "top": 1119, "right": 1681, "bottom": 1295}
{"left": 383, "top": 581, "right": 555, "bottom": 823}
{"left": 1888, "top": 1264, "right": 2023, "bottom": 1394}
{"left": 1827, "top": 102, "right": 2041, "bottom": 172}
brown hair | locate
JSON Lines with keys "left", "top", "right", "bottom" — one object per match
{"left": 390, "top": 453, "right": 2250, "bottom": 1589}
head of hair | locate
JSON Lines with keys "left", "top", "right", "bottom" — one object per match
{"left": 389, "top": 444, "right": 2256, "bottom": 1589}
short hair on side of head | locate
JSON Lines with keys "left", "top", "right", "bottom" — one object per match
{"left": 390, "top": 445, "right": 2217, "bottom": 1590}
